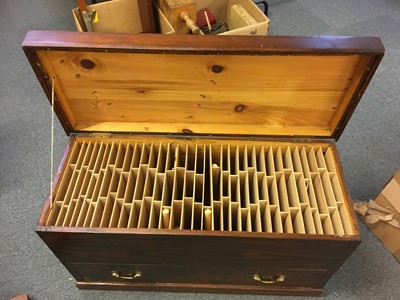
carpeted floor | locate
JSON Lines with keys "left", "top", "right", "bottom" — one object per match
{"left": 1, "top": 0, "right": 399, "bottom": 299}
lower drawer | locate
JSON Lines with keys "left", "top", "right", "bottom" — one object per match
{"left": 70, "top": 263, "right": 329, "bottom": 288}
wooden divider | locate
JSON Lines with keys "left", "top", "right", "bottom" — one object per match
{"left": 45, "top": 138, "right": 354, "bottom": 235}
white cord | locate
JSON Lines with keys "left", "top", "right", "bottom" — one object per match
{"left": 50, "top": 77, "right": 55, "bottom": 209}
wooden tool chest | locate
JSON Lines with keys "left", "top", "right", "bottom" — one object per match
{"left": 23, "top": 31, "right": 384, "bottom": 296}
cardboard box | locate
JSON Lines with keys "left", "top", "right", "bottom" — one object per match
{"left": 72, "top": 0, "right": 174, "bottom": 34}
{"left": 355, "top": 169, "right": 400, "bottom": 262}
{"left": 197, "top": 0, "right": 269, "bottom": 35}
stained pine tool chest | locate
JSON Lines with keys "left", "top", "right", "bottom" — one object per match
{"left": 23, "top": 31, "right": 384, "bottom": 296}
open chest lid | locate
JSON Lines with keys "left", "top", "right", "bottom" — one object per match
{"left": 23, "top": 31, "right": 384, "bottom": 140}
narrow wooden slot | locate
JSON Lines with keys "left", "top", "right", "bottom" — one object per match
{"left": 292, "top": 147, "right": 303, "bottom": 173}
{"left": 62, "top": 170, "right": 79, "bottom": 205}
{"left": 171, "top": 200, "right": 183, "bottom": 229}
{"left": 156, "top": 143, "right": 167, "bottom": 173}
{"left": 92, "top": 143, "right": 106, "bottom": 173}
{"left": 173, "top": 167, "right": 185, "bottom": 200}
{"left": 213, "top": 201, "right": 222, "bottom": 231}
{"left": 221, "top": 171, "right": 230, "bottom": 197}
{"left": 249, "top": 146, "right": 257, "bottom": 169}
{"left": 307, "top": 179, "right": 318, "bottom": 209}
{"left": 257, "top": 146, "right": 266, "bottom": 173}
{"left": 166, "top": 143, "right": 175, "bottom": 171}
{"left": 99, "top": 193, "right": 116, "bottom": 227}
{"left": 296, "top": 175, "right": 310, "bottom": 204}
{"left": 83, "top": 202, "right": 96, "bottom": 227}
{"left": 143, "top": 168, "right": 156, "bottom": 198}
{"left": 81, "top": 142, "right": 93, "bottom": 167}
{"left": 99, "top": 167, "right": 112, "bottom": 197}
{"left": 329, "top": 207, "right": 345, "bottom": 235}
{"left": 67, "top": 140, "right": 81, "bottom": 164}
{"left": 62, "top": 199, "right": 75, "bottom": 226}
{"left": 133, "top": 166, "right": 148, "bottom": 200}
{"left": 153, "top": 173, "right": 164, "bottom": 201}
{"left": 123, "top": 168, "right": 137, "bottom": 203}
{"left": 116, "top": 172, "right": 128, "bottom": 198}
{"left": 337, "top": 202, "right": 353, "bottom": 235}
{"left": 270, "top": 205, "right": 283, "bottom": 233}
{"left": 161, "top": 206, "right": 171, "bottom": 229}
{"left": 98, "top": 142, "right": 110, "bottom": 170}
{"left": 230, "top": 175, "right": 239, "bottom": 202}
{"left": 85, "top": 172, "right": 98, "bottom": 200}
{"left": 148, "top": 143, "right": 157, "bottom": 168}
{"left": 211, "top": 164, "right": 220, "bottom": 201}
{"left": 87, "top": 142, "right": 99, "bottom": 171}
{"left": 239, "top": 171, "right": 250, "bottom": 208}
{"left": 175, "top": 144, "right": 186, "bottom": 168}
{"left": 139, "top": 143, "right": 149, "bottom": 165}
{"left": 185, "top": 171, "right": 195, "bottom": 198}
{"left": 286, "top": 172, "right": 300, "bottom": 208}
{"left": 194, "top": 174, "right": 204, "bottom": 203}
{"left": 238, "top": 145, "right": 246, "bottom": 171}
{"left": 324, "top": 147, "right": 336, "bottom": 173}
{"left": 54, "top": 165, "right": 73, "bottom": 202}
{"left": 248, "top": 167, "right": 257, "bottom": 204}
{"left": 131, "top": 143, "right": 140, "bottom": 168}
{"left": 281, "top": 211, "right": 293, "bottom": 233}
{"left": 274, "top": 147, "right": 284, "bottom": 172}
{"left": 267, "top": 177, "right": 279, "bottom": 206}
{"left": 266, "top": 147, "right": 275, "bottom": 176}
{"left": 162, "top": 170, "right": 174, "bottom": 205}
{"left": 76, "top": 199, "right": 91, "bottom": 227}
{"left": 302, "top": 205, "right": 316, "bottom": 234}
{"left": 250, "top": 204, "right": 262, "bottom": 232}
{"left": 195, "top": 145, "right": 205, "bottom": 174}
{"left": 290, "top": 208, "right": 305, "bottom": 234}
{"left": 320, "top": 213, "right": 335, "bottom": 235}
{"left": 300, "top": 147, "right": 311, "bottom": 179}
{"left": 313, "top": 175, "right": 329, "bottom": 214}
{"left": 283, "top": 146, "right": 294, "bottom": 170}
{"left": 109, "top": 199, "right": 123, "bottom": 228}
{"left": 72, "top": 167, "right": 88, "bottom": 199}
{"left": 115, "top": 143, "right": 126, "bottom": 168}
{"left": 193, "top": 203, "right": 202, "bottom": 230}
{"left": 75, "top": 142, "right": 89, "bottom": 170}
{"left": 127, "top": 201, "right": 141, "bottom": 228}
{"left": 316, "top": 148, "right": 327, "bottom": 170}
{"left": 331, "top": 175, "right": 345, "bottom": 202}
{"left": 69, "top": 196, "right": 85, "bottom": 226}
{"left": 258, "top": 173, "right": 268, "bottom": 201}
{"left": 222, "top": 197, "right": 231, "bottom": 231}
{"left": 203, "top": 146, "right": 211, "bottom": 206}
{"left": 243, "top": 145, "right": 250, "bottom": 170}
{"left": 321, "top": 171, "right": 337, "bottom": 207}
{"left": 183, "top": 197, "right": 194, "bottom": 229}
{"left": 307, "top": 147, "right": 319, "bottom": 172}
{"left": 241, "top": 208, "right": 251, "bottom": 232}
{"left": 222, "top": 145, "right": 230, "bottom": 172}
{"left": 187, "top": 144, "right": 196, "bottom": 171}
{"left": 46, "top": 202, "right": 62, "bottom": 226}
{"left": 90, "top": 197, "right": 105, "bottom": 227}
{"left": 55, "top": 205, "right": 68, "bottom": 226}
{"left": 312, "top": 209, "right": 324, "bottom": 234}
{"left": 107, "top": 142, "right": 118, "bottom": 166}
{"left": 122, "top": 143, "right": 134, "bottom": 172}
{"left": 148, "top": 200, "right": 161, "bottom": 229}
{"left": 231, "top": 202, "right": 240, "bottom": 231}
{"left": 230, "top": 145, "right": 239, "bottom": 174}
{"left": 277, "top": 174, "right": 290, "bottom": 212}
{"left": 138, "top": 198, "right": 151, "bottom": 228}
{"left": 259, "top": 200, "right": 272, "bottom": 233}
{"left": 109, "top": 168, "right": 121, "bottom": 193}
{"left": 117, "top": 203, "right": 131, "bottom": 228}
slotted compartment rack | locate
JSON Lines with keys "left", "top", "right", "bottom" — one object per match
{"left": 46, "top": 137, "right": 353, "bottom": 236}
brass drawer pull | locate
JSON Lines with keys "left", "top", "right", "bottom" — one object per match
{"left": 111, "top": 271, "right": 143, "bottom": 280}
{"left": 253, "top": 274, "right": 286, "bottom": 284}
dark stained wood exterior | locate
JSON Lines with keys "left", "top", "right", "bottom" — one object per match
{"left": 25, "top": 31, "right": 384, "bottom": 296}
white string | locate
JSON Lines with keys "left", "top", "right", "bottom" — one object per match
{"left": 50, "top": 77, "right": 55, "bottom": 209}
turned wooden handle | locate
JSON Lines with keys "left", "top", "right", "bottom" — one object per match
{"left": 179, "top": 11, "right": 200, "bottom": 34}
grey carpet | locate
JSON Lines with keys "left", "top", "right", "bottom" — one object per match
{"left": 1, "top": 0, "right": 400, "bottom": 299}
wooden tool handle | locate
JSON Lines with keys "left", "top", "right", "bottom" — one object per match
{"left": 179, "top": 11, "right": 200, "bottom": 34}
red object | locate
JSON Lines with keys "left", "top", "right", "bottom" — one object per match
{"left": 196, "top": 8, "right": 217, "bottom": 29}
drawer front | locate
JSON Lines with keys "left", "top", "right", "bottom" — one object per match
{"left": 71, "top": 263, "right": 329, "bottom": 288}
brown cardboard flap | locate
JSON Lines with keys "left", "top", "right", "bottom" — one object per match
{"left": 382, "top": 179, "right": 400, "bottom": 214}
{"left": 22, "top": 31, "right": 384, "bottom": 138}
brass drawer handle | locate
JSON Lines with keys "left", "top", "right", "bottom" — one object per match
{"left": 111, "top": 271, "right": 143, "bottom": 280}
{"left": 253, "top": 274, "right": 286, "bottom": 284}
